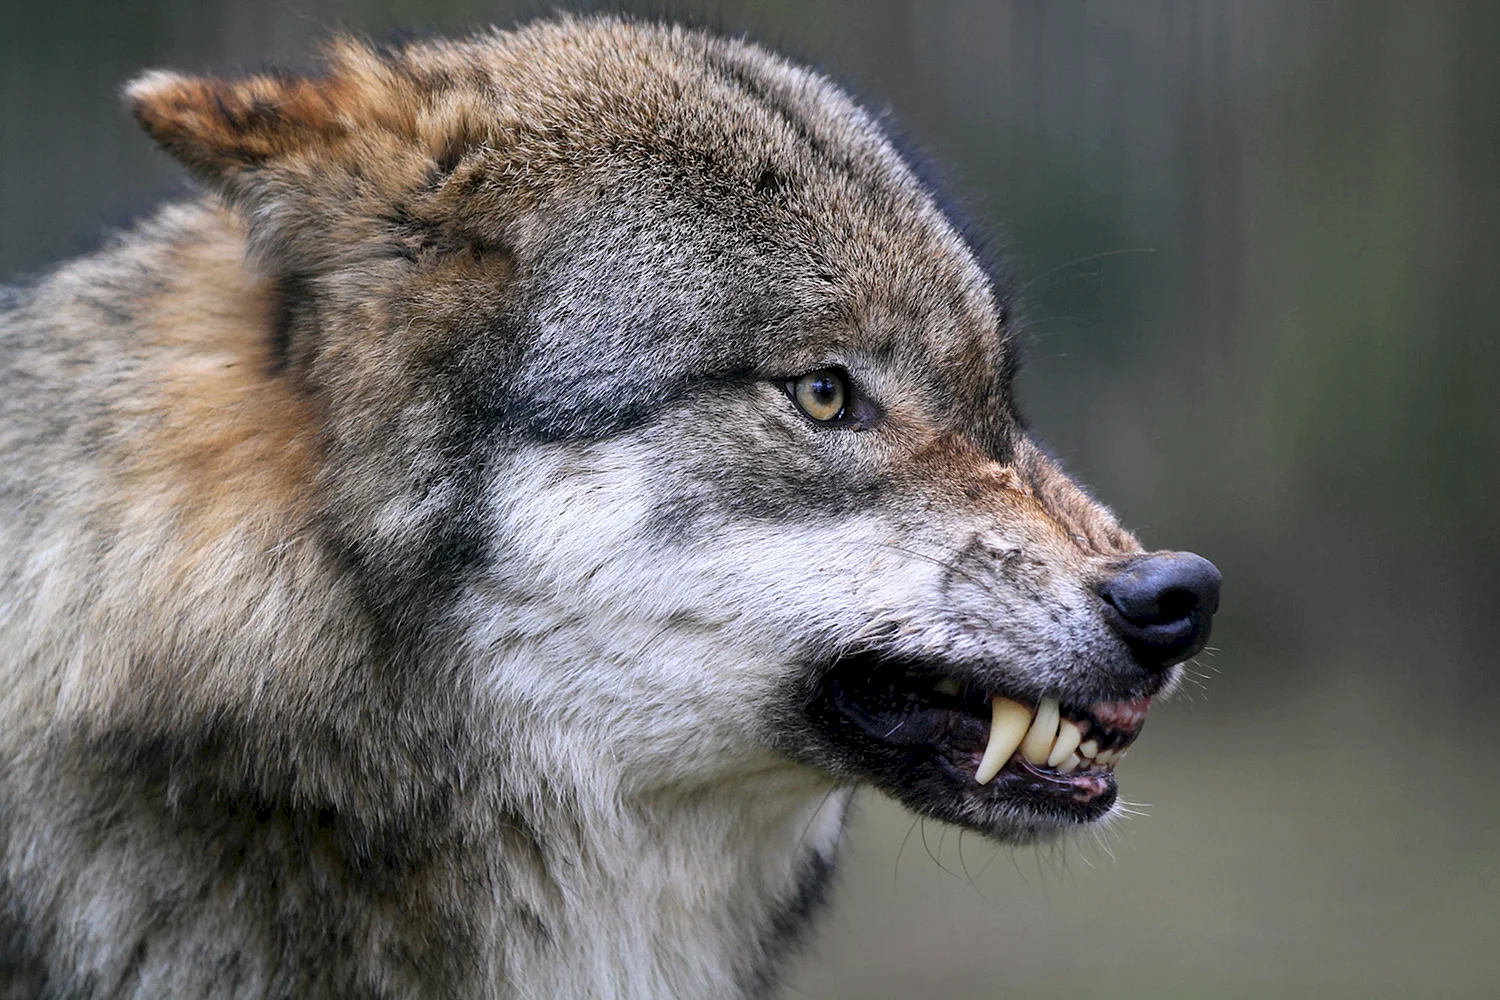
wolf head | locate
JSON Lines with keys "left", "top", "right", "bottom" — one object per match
{"left": 127, "top": 16, "right": 1219, "bottom": 844}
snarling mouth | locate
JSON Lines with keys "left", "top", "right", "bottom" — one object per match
{"left": 805, "top": 653, "right": 1157, "bottom": 838}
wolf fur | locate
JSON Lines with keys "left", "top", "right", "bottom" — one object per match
{"left": 0, "top": 15, "right": 1173, "bottom": 999}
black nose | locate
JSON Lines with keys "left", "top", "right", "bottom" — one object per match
{"left": 1098, "top": 552, "right": 1221, "bottom": 671}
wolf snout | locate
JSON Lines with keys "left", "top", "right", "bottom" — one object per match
{"left": 1097, "top": 552, "right": 1222, "bottom": 670}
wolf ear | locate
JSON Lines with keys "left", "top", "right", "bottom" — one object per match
{"left": 125, "top": 69, "right": 351, "bottom": 182}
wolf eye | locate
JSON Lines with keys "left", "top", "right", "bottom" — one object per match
{"left": 789, "top": 369, "right": 848, "bottom": 422}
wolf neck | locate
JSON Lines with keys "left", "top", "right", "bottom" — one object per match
{"left": 494, "top": 780, "right": 850, "bottom": 999}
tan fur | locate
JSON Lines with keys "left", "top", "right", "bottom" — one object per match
{"left": 129, "top": 211, "right": 319, "bottom": 549}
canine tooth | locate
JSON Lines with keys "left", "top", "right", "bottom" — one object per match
{"left": 1078, "top": 739, "right": 1099, "bottom": 759}
{"left": 1057, "top": 753, "right": 1082, "bottom": 774}
{"left": 1047, "top": 719, "right": 1083, "bottom": 767}
{"left": 975, "top": 697, "right": 1032, "bottom": 785}
{"left": 933, "top": 677, "right": 961, "bottom": 697}
{"left": 1020, "top": 697, "right": 1060, "bottom": 764}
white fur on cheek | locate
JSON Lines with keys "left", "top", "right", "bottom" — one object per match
{"left": 454, "top": 439, "right": 951, "bottom": 793}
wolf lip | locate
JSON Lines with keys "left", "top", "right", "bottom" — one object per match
{"left": 807, "top": 653, "right": 1157, "bottom": 832}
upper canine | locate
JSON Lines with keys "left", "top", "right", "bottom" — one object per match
{"left": 0, "top": 15, "right": 1221, "bottom": 999}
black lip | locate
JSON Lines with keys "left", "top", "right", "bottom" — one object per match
{"left": 799, "top": 651, "right": 1159, "bottom": 839}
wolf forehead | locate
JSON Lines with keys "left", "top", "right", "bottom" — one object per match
{"left": 128, "top": 16, "right": 1017, "bottom": 445}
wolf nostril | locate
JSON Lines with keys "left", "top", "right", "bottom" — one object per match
{"left": 1098, "top": 552, "right": 1222, "bottom": 671}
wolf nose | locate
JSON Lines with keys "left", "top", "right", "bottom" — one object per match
{"left": 1098, "top": 552, "right": 1221, "bottom": 671}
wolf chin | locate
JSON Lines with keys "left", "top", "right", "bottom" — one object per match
{"left": 0, "top": 15, "right": 1221, "bottom": 999}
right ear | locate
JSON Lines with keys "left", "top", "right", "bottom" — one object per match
{"left": 125, "top": 69, "right": 350, "bottom": 184}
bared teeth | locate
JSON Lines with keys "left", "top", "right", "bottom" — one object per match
{"left": 1020, "top": 697, "right": 1060, "bottom": 764}
{"left": 1047, "top": 719, "right": 1083, "bottom": 767}
{"left": 975, "top": 697, "right": 1032, "bottom": 785}
{"left": 970, "top": 696, "right": 1137, "bottom": 784}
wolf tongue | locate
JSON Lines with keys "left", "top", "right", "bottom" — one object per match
{"left": 975, "top": 697, "right": 1032, "bottom": 785}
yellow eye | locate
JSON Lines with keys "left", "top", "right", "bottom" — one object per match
{"left": 791, "top": 369, "right": 848, "bottom": 422}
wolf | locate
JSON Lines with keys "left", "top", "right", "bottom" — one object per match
{"left": 0, "top": 14, "right": 1221, "bottom": 999}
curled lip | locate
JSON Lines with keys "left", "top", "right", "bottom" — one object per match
{"left": 804, "top": 651, "right": 1163, "bottom": 832}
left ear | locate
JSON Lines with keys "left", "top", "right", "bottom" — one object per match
{"left": 123, "top": 35, "right": 431, "bottom": 194}
{"left": 124, "top": 41, "right": 454, "bottom": 280}
{"left": 125, "top": 69, "right": 354, "bottom": 184}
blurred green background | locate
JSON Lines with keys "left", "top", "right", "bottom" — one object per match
{"left": 4, "top": 1, "right": 1498, "bottom": 996}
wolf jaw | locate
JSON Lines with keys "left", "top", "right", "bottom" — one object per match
{"left": 805, "top": 651, "right": 1165, "bottom": 840}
